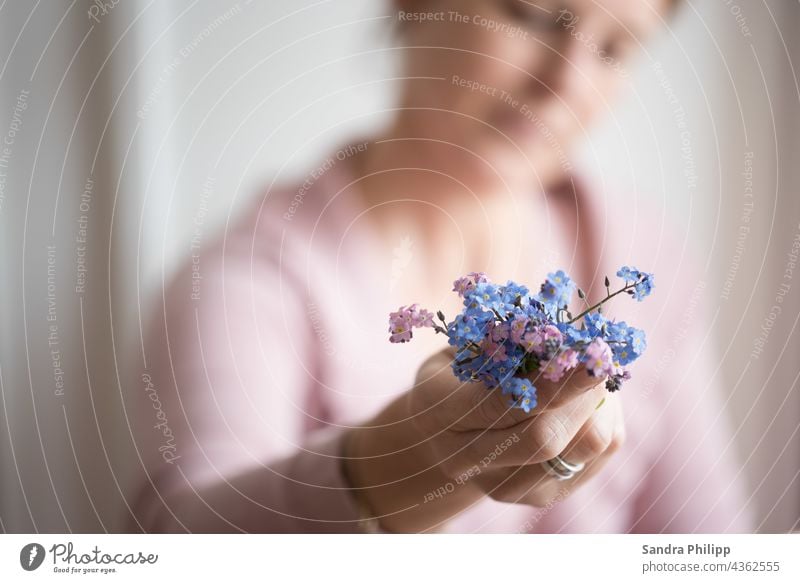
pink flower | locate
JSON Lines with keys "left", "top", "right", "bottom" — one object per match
{"left": 558, "top": 348, "right": 580, "bottom": 369}
{"left": 409, "top": 306, "right": 434, "bottom": 328}
{"left": 540, "top": 348, "right": 579, "bottom": 382}
{"left": 540, "top": 324, "right": 562, "bottom": 346}
{"left": 389, "top": 304, "right": 433, "bottom": 343}
{"left": 509, "top": 316, "right": 529, "bottom": 344}
{"left": 584, "top": 338, "right": 614, "bottom": 377}
{"left": 452, "top": 272, "right": 489, "bottom": 297}
{"left": 489, "top": 320, "right": 510, "bottom": 342}
{"left": 520, "top": 324, "right": 562, "bottom": 356}
{"left": 481, "top": 337, "right": 508, "bottom": 363}
{"left": 520, "top": 331, "right": 537, "bottom": 353}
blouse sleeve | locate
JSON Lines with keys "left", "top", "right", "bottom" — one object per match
{"left": 629, "top": 281, "right": 754, "bottom": 533}
{"left": 124, "top": 212, "right": 366, "bottom": 533}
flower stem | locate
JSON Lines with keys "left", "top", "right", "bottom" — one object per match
{"left": 567, "top": 281, "right": 636, "bottom": 324}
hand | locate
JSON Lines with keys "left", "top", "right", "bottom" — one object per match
{"left": 344, "top": 348, "right": 625, "bottom": 532}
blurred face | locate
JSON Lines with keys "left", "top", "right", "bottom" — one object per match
{"left": 393, "top": 0, "right": 671, "bottom": 183}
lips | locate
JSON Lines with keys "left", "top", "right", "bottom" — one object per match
{"left": 492, "top": 99, "right": 576, "bottom": 148}
{"left": 491, "top": 106, "right": 549, "bottom": 143}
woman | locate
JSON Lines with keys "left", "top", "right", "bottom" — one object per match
{"left": 127, "top": 0, "right": 753, "bottom": 533}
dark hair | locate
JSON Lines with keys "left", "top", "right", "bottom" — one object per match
{"left": 393, "top": 0, "right": 685, "bottom": 34}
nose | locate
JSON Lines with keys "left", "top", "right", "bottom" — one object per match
{"left": 530, "top": 32, "right": 603, "bottom": 126}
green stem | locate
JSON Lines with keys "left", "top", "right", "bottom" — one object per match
{"left": 567, "top": 281, "right": 636, "bottom": 324}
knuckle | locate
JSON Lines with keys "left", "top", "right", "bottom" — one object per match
{"left": 583, "top": 417, "right": 614, "bottom": 455}
{"left": 487, "top": 483, "right": 516, "bottom": 504}
{"left": 414, "top": 355, "right": 439, "bottom": 386}
{"left": 408, "top": 392, "right": 438, "bottom": 436}
{"left": 608, "top": 425, "right": 626, "bottom": 453}
{"left": 435, "top": 456, "right": 462, "bottom": 479}
{"left": 482, "top": 468, "right": 534, "bottom": 505}
{"left": 525, "top": 490, "right": 554, "bottom": 508}
{"left": 474, "top": 389, "right": 507, "bottom": 428}
{"left": 529, "top": 416, "right": 570, "bottom": 461}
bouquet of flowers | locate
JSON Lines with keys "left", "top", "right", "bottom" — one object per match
{"left": 388, "top": 267, "right": 654, "bottom": 414}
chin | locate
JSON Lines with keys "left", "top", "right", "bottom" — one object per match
{"left": 484, "top": 137, "right": 564, "bottom": 177}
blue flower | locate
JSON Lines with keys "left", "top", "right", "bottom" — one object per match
{"left": 464, "top": 282, "right": 505, "bottom": 313}
{"left": 606, "top": 323, "right": 646, "bottom": 365}
{"left": 604, "top": 320, "right": 630, "bottom": 342}
{"left": 583, "top": 311, "right": 609, "bottom": 337}
{"left": 559, "top": 322, "right": 591, "bottom": 346}
{"left": 454, "top": 346, "right": 475, "bottom": 361}
{"left": 627, "top": 327, "right": 647, "bottom": 359}
{"left": 484, "top": 360, "right": 516, "bottom": 386}
{"left": 631, "top": 328, "right": 646, "bottom": 350}
{"left": 536, "top": 270, "right": 576, "bottom": 310}
{"left": 503, "top": 349, "right": 524, "bottom": 371}
{"left": 448, "top": 312, "right": 491, "bottom": 345}
{"left": 501, "top": 377, "right": 537, "bottom": 413}
{"left": 390, "top": 269, "right": 653, "bottom": 408}
{"left": 500, "top": 281, "right": 531, "bottom": 312}
{"left": 482, "top": 347, "right": 523, "bottom": 385}
{"left": 452, "top": 363, "right": 478, "bottom": 382}
{"left": 617, "top": 266, "right": 655, "bottom": 302}
{"left": 612, "top": 345, "right": 633, "bottom": 366}
{"left": 604, "top": 319, "right": 631, "bottom": 363}
{"left": 515, "top": 394, "right": 537, "bottom": 413}
{"left": 521, "top": 300, "right": 547, "bottom": 325}
{"left": 452, "top": 347, "right": 495, "bottom": 383}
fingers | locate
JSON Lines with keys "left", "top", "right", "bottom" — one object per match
{"left": 471, "top": 402, "right": 625, "bottom": 508}
{"left": 453, "top": 366, "right": 607, "bottom": 432}
{"left": 413, "top": 347, "right": 609, "bottom": 438}
{"left": 471, "top": 462, "right": 552, "bottom": 506}
{"left": 478, "top": 439, "right": 618, "bottom": 508}
{"left": 476, "top": 363, "right": 607, "bottom": 430}
{"left": 526, "top": 363, "right": 608, "bottom": 412}
{"left": 412, "top": 346, "right": 625, "bottom": 513}
{"left": 559, "top": 392, "right": 624, "bottom": 465}
{"left": 444, "top": 383, "right": 609, "bottom": 467}
{"left": 413, "top": 349, "right": 533, "bottom": 431}
{"left": 416, "top": 346, "right": 610, "bottom": 432}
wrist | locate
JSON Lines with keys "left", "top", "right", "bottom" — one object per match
{"left": 340, "top": 428, "right": 384, "bottom": 533}
{"left": 343, "top": 394, "right": 479, "bottom": 532}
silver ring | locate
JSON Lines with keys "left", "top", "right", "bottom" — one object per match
{"left": 541, "top": 455, "right": 585, "bottom": 481}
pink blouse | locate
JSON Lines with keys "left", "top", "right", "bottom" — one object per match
{"left": 125, "top": 138, "right": 754, "bottom": 533}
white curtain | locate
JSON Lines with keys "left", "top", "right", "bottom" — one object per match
{"left": 0, "top": 0, "right": 797, "bottom": 532}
